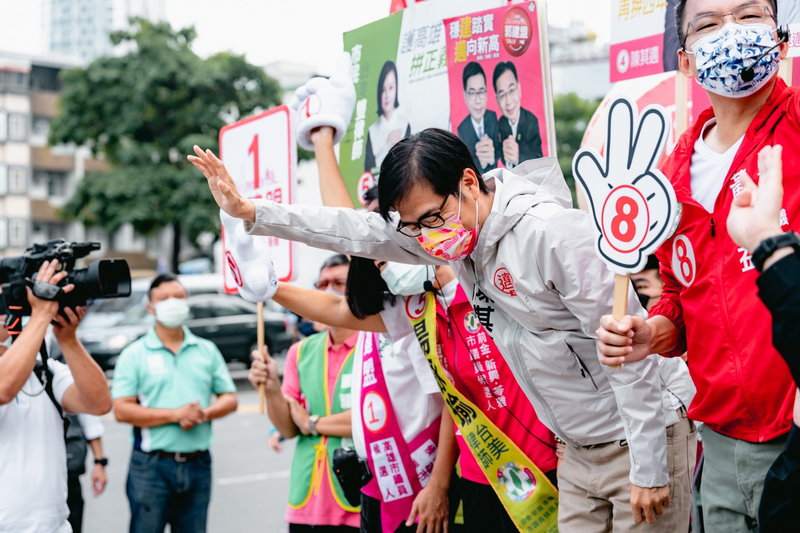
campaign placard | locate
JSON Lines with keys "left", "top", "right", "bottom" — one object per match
{"left": 610, "top": 0, "right": 680, "bottom": 82}
{"left": 340, "top": 0, "right": 506, "bottom": 205}
{"left": 443, "top": 1, "right": 554, "bottom": 172}
{"left": 219, "top": 106, "right": 298, "bottom": 293}
{"left": 573, "top": 96, "right": 679, "bottom": 275}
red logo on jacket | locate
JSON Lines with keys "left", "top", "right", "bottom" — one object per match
{"left": 494, "top": 268, "right": 517, "bottom": 296}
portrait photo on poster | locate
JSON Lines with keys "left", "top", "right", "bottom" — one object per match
{"left": 445, "top": 1, "right": 553, "bottom": 172}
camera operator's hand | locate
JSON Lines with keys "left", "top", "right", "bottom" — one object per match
{"left": 53, "top": 306, "right": 86, "bottom": 344}
{"left": 28, "top": 260, "right": 74, "bottom": 323}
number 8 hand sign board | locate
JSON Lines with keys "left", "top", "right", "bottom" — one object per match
{"left": 220, "top": 105, "right": 298, "bottom": 293}
{"left": 573, "top": 97, "right": 679, "bottom": 276}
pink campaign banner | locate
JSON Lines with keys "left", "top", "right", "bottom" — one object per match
{"left": 610, "top": 33, "right": 666, "bottom": 83}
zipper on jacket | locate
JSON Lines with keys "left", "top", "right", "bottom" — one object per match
{"left": 566, "top": 341, "right": 598, "bottom": 390}
{"left": 508, "top": 322, "right": 579, "bottom": 447}
{"left": 710, "top": 216, "right": 716, "bottom": 237}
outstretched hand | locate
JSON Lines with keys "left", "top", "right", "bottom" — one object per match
{"left": 188, "top": 146, "right": 256, "bottom": 222}
{"left": 727, "top": 145, "right": 785, "bottom": 254}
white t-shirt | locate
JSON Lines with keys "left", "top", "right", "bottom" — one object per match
{"left": 690, "top": 119, "right": 744, "bottom": 213}
{"left": 350, "top": 298, "right": 443, "bottom": 460}
{"left": 0, "top": 357, "right": 75, "bottom": 532}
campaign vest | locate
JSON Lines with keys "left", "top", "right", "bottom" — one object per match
{"left": 288, "top": 332, "right": 358, "bottom": 513}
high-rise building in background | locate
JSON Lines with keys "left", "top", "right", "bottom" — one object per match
{"left": 42, "top": 0, "right": 165, "bottom": 63}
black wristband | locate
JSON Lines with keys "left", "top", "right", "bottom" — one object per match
{"left": 752, "top": 231, "right": 800, "bottom": 272}
{"left": 94, "top": 458, "right": 108, "bottom": 466}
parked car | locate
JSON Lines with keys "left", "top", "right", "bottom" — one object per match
{"left": 79, "top": 274, "right": 228, "bottom": 330}
{"left": 78, "top": 293, "right": 293, "bottom": 371}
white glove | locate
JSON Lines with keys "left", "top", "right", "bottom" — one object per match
{"left": 220, "top": 210, "right": 279, "bottom": 303}
{"left": 290, "top": 52, "right": 356, "bottom": 151}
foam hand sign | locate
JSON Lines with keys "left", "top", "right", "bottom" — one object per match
{"left": 220, "top": 210, "right": 279, "bottom": 303}
{"left": 573, "top": 97, "right": 679, "bottom": 275}
{"left": 290, "top": 52, "right": 357, "bottom": 151}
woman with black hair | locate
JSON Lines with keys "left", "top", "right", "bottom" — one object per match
{"left": 364, "top": 60, "right": 411, "bottom": 175}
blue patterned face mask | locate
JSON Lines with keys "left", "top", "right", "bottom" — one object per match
{"left": 688, "top": 23, "right": 780, "bottom": 98}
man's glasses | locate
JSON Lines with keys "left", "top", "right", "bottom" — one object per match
{"left": 466, "top": 88, "right": 487, "bottom": 102}
{"left": 315, "top": 278, "right": 347, "bottom": 291}
{"left": 683, "top": 4, "right": 774, "bottom": 49}
{"left": 497, "top": 85, "right": 518, "bottom": 104}
{"left": 396, "top": 195, "right": 451, "bottom": 237}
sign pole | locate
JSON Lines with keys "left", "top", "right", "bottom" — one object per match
{"left": 610, "top": 274, "right": 629, "bottom": 371}
{"left": 257, "top": 301, "right": 266, "bottom": 415}
{"left": 675, "top": 73, "right": 688, "bottom": 136}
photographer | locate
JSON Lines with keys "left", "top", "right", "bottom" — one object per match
{"left": 726, "top": 144, "right": 800, "bottom": 532}
{"left": 0, "top": 259, "right": 113, "bottom": 532}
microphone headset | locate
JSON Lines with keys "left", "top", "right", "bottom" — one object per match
{"left": 741, "top": 25, "right": 789, "bottom": 82}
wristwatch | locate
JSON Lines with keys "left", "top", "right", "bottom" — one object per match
{"left": 308, "top": 415, "right": 320, "bottom": 436}
{"left": 94, "top": 458, "right": 108, "bottom": 467}
{"left": 752, "top": 231, "right": 800, "bottom": 272}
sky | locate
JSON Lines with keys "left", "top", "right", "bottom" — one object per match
{"left": 0, "top": 0, "right": 612, "bottom": 73}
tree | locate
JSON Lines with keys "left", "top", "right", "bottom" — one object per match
{"left": 553, "top": 92, "right": 601, "bottom": 206}
{"left": 51, "top": 18, "right": 282, "bottom": 271}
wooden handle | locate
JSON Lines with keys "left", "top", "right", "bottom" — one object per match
{"left": 257, "top": 301, "right": 266, "bottom": 415}
{"left": 610, "top": 274, "right": 630, "bottom": 370}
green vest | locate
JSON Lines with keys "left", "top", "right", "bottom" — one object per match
{"left": 288, "top": 332, "right": 358, "bottom": 512}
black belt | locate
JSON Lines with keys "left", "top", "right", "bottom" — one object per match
{"left": 151, "top": 450, "right": 207, "bottom": 462}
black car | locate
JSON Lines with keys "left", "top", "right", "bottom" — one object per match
{"left": 77, "top": 294, "right": 293, "bottom": 371}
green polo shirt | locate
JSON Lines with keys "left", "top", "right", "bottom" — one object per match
{"left": 111, "top": 326, "right": 237, "bottom": 453}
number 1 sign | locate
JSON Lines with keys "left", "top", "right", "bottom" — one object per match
{"left": 220, "top": 106, "right": 298, "bottom": 293}
{"left": 573, "top": 97, "right": 679, "bottom": 365}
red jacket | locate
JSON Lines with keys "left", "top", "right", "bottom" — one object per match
{"left": 651, "top": 78, "right": 797, "bottom": 443}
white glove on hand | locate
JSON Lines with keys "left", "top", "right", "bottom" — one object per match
{"left": 290, "top": 52, "right": 356, "bottom": 151}
{"left": 220, "top": 210, "right": 279, "bottom": 303}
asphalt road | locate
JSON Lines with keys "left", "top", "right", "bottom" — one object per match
{"left": 80, "top": 373, "right": 295, "bottom": 533}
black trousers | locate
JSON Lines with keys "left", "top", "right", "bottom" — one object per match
{"left": 289, "top": 525, "right": 359, "bottom": 533}
{"left": 459, "top": 478, "right": 516, "bottom": 533}
{"left": 67, "top": 474, "right": 84, "bottom": 533}
{"left": 759, "top": 423, "right": 800, "bottom": 532}
{"left": 360, "top": 472, "right": 461, "bottom": 533}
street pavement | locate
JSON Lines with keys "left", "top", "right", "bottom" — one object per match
{"left": 80, "top": 372, "right": 295, "bottom": 532}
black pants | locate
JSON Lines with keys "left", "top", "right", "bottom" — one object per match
{"left": 759, "top": 423, "right": 800, "bottom": 532}
{"left": 360, "top": 472, "right": 461, "bottom": 533}
{"left": 460, "top": 478, "right": 515, "bottom": 533}
{"left": 67, "top": 474, "right": 84, "bottom": 533}
{"left": 289, "top": 526, "right": 359, "bottom": 533}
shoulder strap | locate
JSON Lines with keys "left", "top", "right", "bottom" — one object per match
{"left": 33, "top": 341, "right": 65, "bottom": 420}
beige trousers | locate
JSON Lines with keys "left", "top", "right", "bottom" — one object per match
{"left": 557, "top": 408, "right": 697, "bottom": 532}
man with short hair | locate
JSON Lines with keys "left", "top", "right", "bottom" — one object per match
{"left": 597, "top": 1, "right": 798, "bottom": 530}
{"left": 113, "top": 274, "right": 238, "bottom": 533}
{"left": 493, "top": 61, "right": 543, "bottom": 168}
{"left": 457, "top": 61, "right": 501, "bottom": 172}
{"left": 0, "top": 259, "right": 112, "bottom": 532}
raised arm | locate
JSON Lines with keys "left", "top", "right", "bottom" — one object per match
{"left": 272, "top": 283, "right": 386, "bottom": 333}
{"left": 188, "top": 146, "right": 443, "bottom": 266}
{"left": 311, "top": 126, "right": 356, "bottom": 209}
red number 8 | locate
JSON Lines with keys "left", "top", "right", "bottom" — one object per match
{"left": 675, "top": 239, "right": 693, "bottom": 281}
{"left": 611, "top": 196, "right": 639, "bottom": 243}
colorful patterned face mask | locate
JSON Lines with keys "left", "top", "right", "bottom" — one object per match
{"left": 688, "top": 23, "right": 780, "bottom": 98}
{"left": 416, "top": 183, "right": 479, "bottom": 261}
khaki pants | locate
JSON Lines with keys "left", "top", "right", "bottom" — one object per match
{"left": 557, "top": 408, "right": 697, "bottom": 532}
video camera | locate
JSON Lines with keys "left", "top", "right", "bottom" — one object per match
{"left": 0, "top": 240, "right": 131, "bottom": 330}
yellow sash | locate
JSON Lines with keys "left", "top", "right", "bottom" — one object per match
{"left": 410, "top": 292, "right": 559, "bottom": 532}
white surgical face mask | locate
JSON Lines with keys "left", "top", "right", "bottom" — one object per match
{"left": 325, "top": 288, "right": 345, "bottom": 297}
{"left": 380, "top": 263, "right": 434, "bottom": 296}
{"left": 688, "top": 23, "right": 780, "bottom": 98}
{"left": 154, "top": 298, "right": 190, "bottom": 329}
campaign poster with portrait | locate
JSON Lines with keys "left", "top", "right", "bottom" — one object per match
{"left": 444, "top": 1, "right": 555, "bottom": 173}
{"left": 779, "top": 0, "right": 800, "bottom": 59}
{"left": 610, "top": 0, "right": 680, "bottom": 82}
{"left": 340, "top": 0, "right": 506, "bottom": 206}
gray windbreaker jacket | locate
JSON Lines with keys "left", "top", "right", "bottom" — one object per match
{"left": 244, "top": 157, "right": 695, "bottom": 487}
